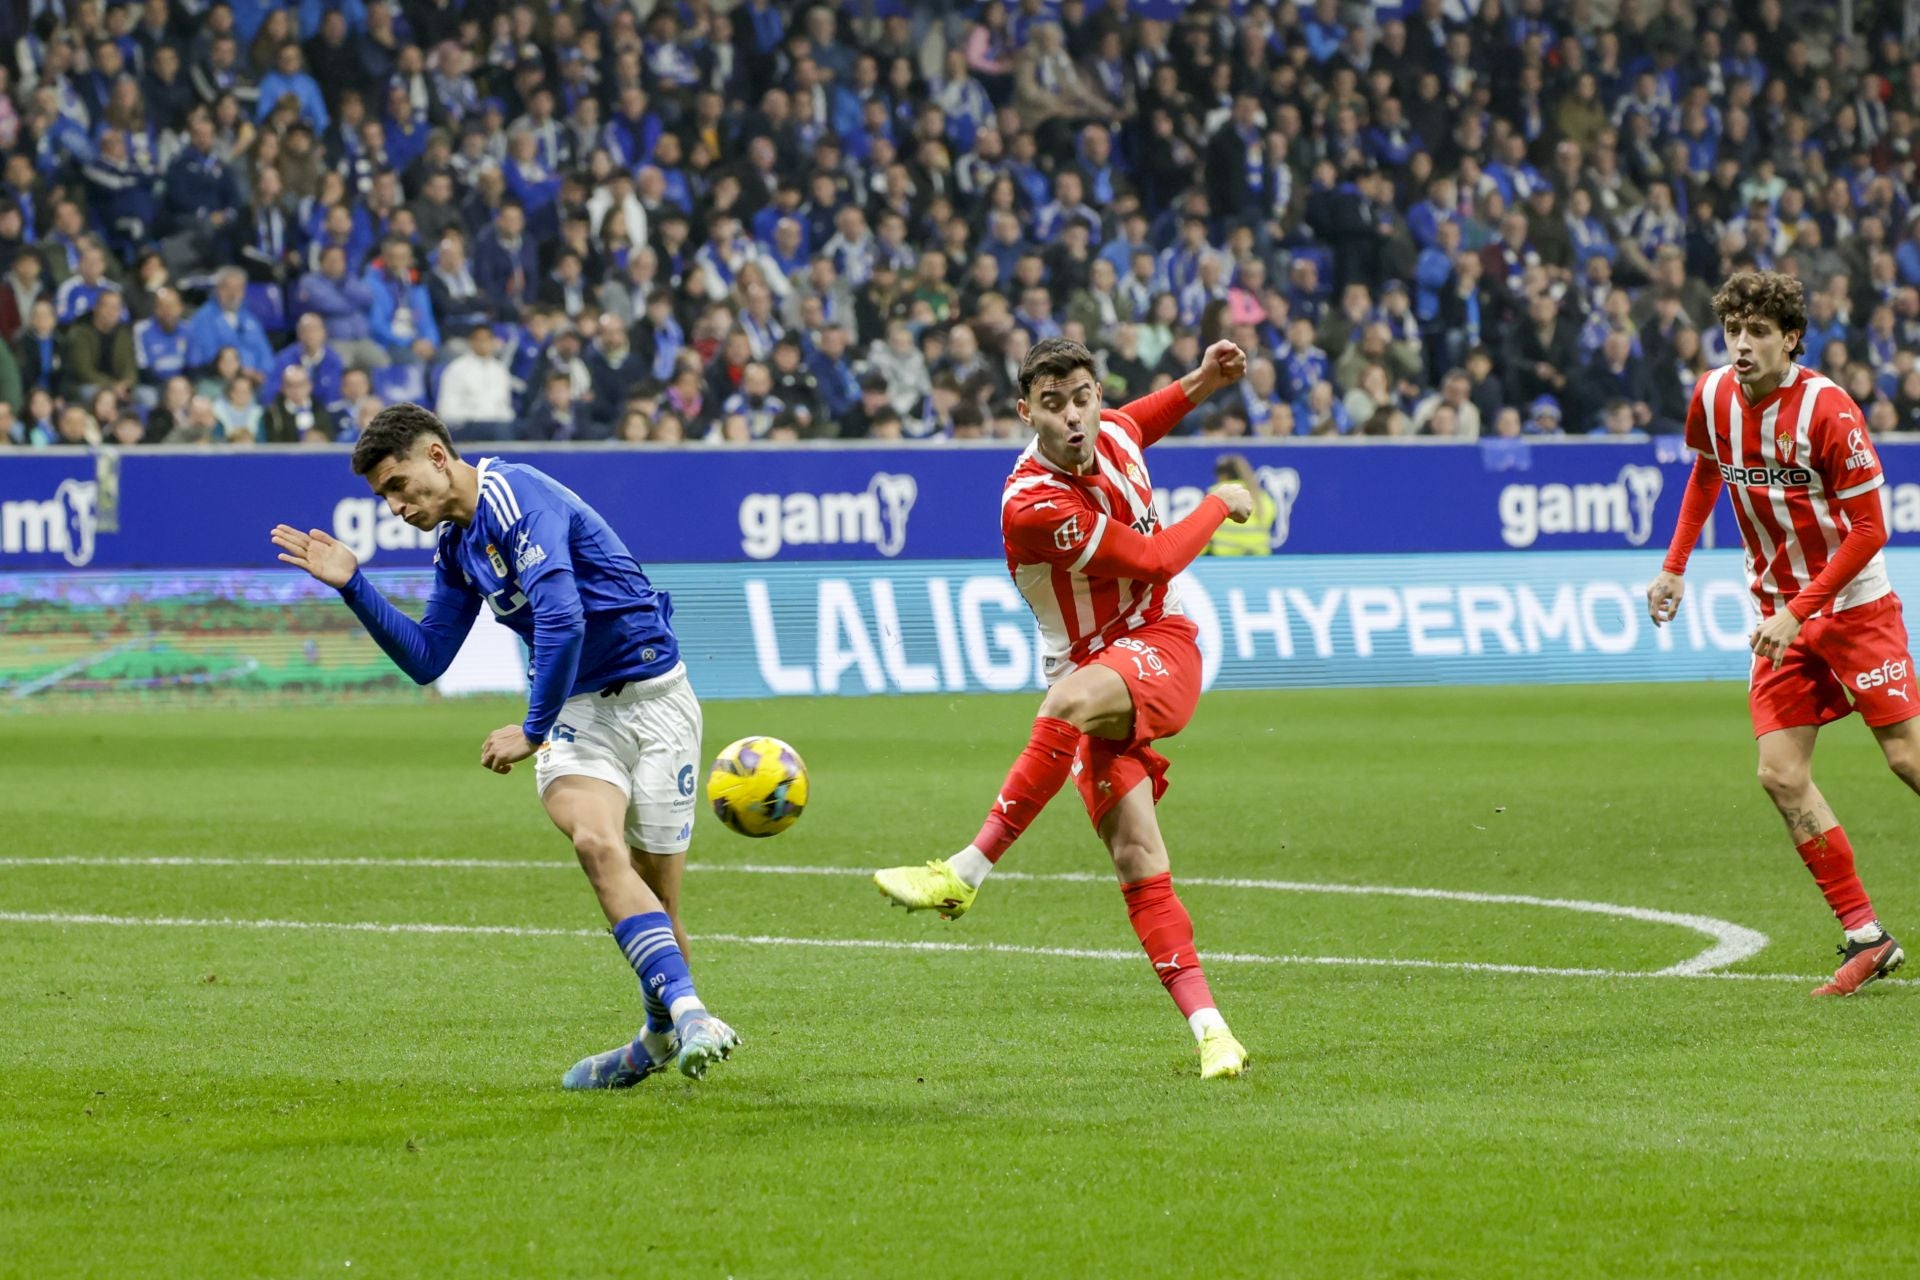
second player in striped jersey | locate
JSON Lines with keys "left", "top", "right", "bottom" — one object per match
{"left": 874, "top": 337, "right": 1258, "bottom": 1078}
{"left": 1651, "top": 270, "right": 1915, "bottom": 997}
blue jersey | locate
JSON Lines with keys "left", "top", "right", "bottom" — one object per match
{"left": 339, "top": 457, "right": 678, "bottom": 742}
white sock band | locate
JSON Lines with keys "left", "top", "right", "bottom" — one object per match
{"left": 949, "top": 846, "right": 994, "bottom": 889}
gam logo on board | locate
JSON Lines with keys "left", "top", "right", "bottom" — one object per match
{"left": 1498, "top": 466, "right": 1663, "bottom": 549}
{"left": 1, "top": 478, "right": 99, "bottom": 566}
{"left": 739, "top": 472, "right": 917, "bottom": 560}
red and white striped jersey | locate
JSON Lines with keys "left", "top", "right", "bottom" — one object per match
{"left": 1001, "top": 408, "right": 1182, "bottom": 684}
{"left": 1685, "top": 362, "right": 1890, "bottom": 617}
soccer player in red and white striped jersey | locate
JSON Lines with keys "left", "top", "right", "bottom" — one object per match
{"left": 873, "top": 336, "right": 1257, "bottom": 1077}
{"left": 1651, "top": 270, "right": 1914, "bottom": 996}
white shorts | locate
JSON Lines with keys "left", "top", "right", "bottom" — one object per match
{"left": 534, "top": 663, "right": 703, "bottom": 854}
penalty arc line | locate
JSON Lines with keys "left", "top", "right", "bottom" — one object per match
{"left": 0, "top": 909, "right": 1849, "bottom": 985}
{"left": 0, "top": 855, "right": 1770, "bottom": 977}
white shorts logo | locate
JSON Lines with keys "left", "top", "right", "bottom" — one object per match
{"left": 1854, "top": 657, "right": 1910, "bottom": 692}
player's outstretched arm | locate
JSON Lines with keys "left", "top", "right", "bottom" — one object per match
{"left": 1116, "top": 341, "right": 1248, "bottom": 447}
{"left": 1080, "top": 488, "right": 1251, "bottom": 584}
{"left": 272, "top": 524, "right": 356, "bottom": 587}
{"left": 271, "top": 524, "right": 479, "bottom": 684}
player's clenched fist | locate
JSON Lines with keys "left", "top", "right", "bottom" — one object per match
{"left": 1200, "top": 340, "right": 1248, "bottom": 387}
{"left": 1208, "top": 482, "right": 1255, "bottom": 523}
{"left": 272, "top": 524, "right": 358, "bottom": 588}
{"left": 1646, "top": 570, "right": 1685, "bottom": 625}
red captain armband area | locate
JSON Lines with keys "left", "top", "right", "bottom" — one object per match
{"left": 1785, "top": 488, "right": 1889, "bottom": 621}
{"left": 1661, "top": 453, "right": 1725, "bottom": 576}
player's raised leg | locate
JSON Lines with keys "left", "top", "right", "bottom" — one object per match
{"left": 546, "top": 777, "right": 736, "bottom": 1084}
{"left": 873, "top": 663, "right": 1133, "bottom": 917}
{"left": 1755, "top": 728, "right": 1903, "bottom": 996}
{"left": 1097, "top": 773, "right": 1245, "bottom": 1078}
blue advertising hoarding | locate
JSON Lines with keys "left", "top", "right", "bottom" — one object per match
{"left": 3, "top": 549, "right": 1842, "bottom": 702}
{"left": 14, "top": 436, "right": 1909, "bottom": 571}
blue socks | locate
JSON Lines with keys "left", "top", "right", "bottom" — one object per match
{"left": 612, "top": 912, "right": 702, "bottom": 1034}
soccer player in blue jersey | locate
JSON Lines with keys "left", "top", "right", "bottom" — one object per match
{"left": 270, "top": 403, "right": 737, "bottom": 1088}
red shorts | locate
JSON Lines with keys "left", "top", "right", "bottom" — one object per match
{"left": 1750, "top": 593, "right": 1920, "bottom": 737}
{"left": 1072, "top": 615, "right": 1203, "bottom": 829}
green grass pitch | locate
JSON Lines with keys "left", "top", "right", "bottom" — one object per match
{"left": 4, "top": 684, "right": 1918, "bottom": 1278}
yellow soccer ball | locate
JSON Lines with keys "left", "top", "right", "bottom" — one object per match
{"left": 707, "top": 736, "right": 809, "bottom": 838}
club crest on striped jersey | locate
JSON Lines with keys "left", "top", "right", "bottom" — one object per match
{"left": 486, "top": 542, "right": 508, "bottom": 577}
{"left": 1125, "top": 461, "right": 1145, "bottom": 488}
{"left": 1775, "top": 430, "right": 1796, "bottom": 466}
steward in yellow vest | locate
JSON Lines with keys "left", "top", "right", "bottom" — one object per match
{"left": 1205, "top": 453, "right": 1276, "bottom": 555}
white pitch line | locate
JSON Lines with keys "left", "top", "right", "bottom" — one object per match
{"left": 0, "top": 855, "right": 1771, "bottom": 977}
{"left": 0, "top": 910, "right": 1856, "bottom": 986}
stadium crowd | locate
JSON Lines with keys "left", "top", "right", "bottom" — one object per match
{"left": 4, "top": 0, "right": 1920, "bottom": 448}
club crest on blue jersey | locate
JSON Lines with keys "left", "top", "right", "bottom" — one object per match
{"left": 486, "top": 542, "right": 508, "bottom": 577}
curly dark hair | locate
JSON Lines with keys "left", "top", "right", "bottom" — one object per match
{"left": 1711, "top": 270, "right": 1808, "bottom": 358}
{"left": 351, "top": 402, "right": 458, "bottom": 476}
{"left": 1018, "top": 336, "right": 1099, "bottom": 398}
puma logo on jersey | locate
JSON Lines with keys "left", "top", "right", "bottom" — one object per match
{"left": 994, "top": 793, "right": 1015, "bottom": 814}
{"left": 1154, "top": 953, "right": 1182, "bottom": 973}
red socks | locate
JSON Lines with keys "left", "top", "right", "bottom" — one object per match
{"left": 1122, "top": 872, "right": 1216, "bottom": 1019}
{"left": 972, "top": 715, "right": 1082, "bottom": 861}
{"left": 1795, "top": 825, "right": 1875, "bottom": 931}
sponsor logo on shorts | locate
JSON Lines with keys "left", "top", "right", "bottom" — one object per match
{"left": 550, "top": 722, "right": 578, "bottom": 743}
{"left": 1853, "top": 658, "right": 1911, "bottom": 693}
{"left": 677, "top": 823, "right": 692, "bottom": 842}
{"left": 676, "top": 764, "right": 695, "bottom": 797}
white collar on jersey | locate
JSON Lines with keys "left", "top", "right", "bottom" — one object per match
{"left": 1730, "top": 361, "right": 1802, "bottom": 403}
{"left": 1019, "top": 432, "right": 1099, "bottom": 477}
